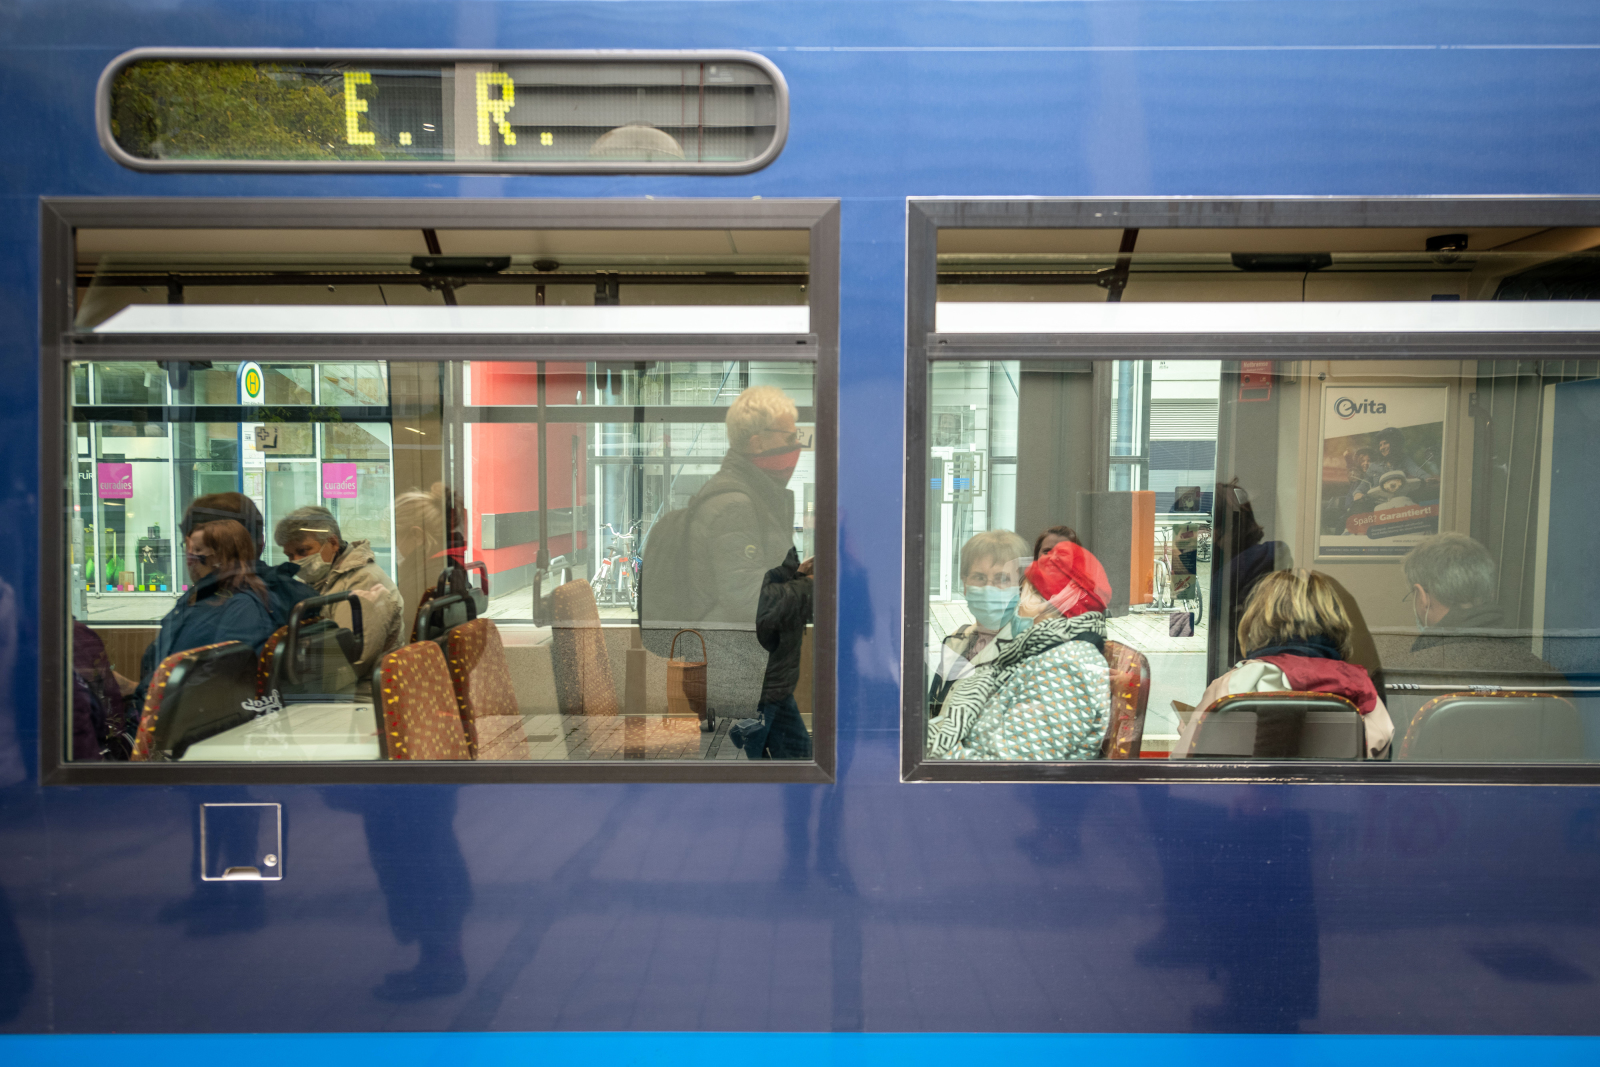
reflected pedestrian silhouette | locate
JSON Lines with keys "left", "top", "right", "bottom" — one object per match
{"left": 1137, "top": 788, "right": 1320, "bottom": 1032}
{"left": 325, "top": 786, "right": 474, "bottom": 1001}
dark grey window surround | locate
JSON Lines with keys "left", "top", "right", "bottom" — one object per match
{"left": 41, "top": 197, "right": 839, "bottom": 785}
{"left": 97, "top": 49, "right": 789, "bottom": 175}
{"left": 903, "top": 196, "right": 1600, "bottom": 786}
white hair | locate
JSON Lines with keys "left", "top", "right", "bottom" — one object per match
{"left": 725, "top": 385, "right": 797, "bottom": 451}
{"left": 1403, "top": 532, "right": 1497, "bottom": 608}
{"left": 273, "top": 505, "right": 340, "bottom": 549}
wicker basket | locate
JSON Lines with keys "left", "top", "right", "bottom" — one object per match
{"left": 666, "top": 629, "right": 709, "bottom": 723}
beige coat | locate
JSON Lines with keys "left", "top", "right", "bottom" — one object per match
{"left": 311, "top": 540, "right": 406, "bottom": 680}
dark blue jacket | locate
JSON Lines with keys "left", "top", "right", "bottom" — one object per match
{"left": 138, "top": 575, "right": 278, "bottom": 694}
{"left": 256, "top": 560, "right": 319, "bottom": 628}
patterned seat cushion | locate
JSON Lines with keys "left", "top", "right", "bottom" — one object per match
{"left": 549, "top": 580, "right": 620, "bottom": 717}
{"left": 130, "top": 641, "right": 242, "bottom": 762}
{"left": 445, "top": 618, "right": 528, "bottom": 760}
{"left": 376, "top": 641, "right": 471, "bottom": 760}
{"left": 1102, "top": 639, "right": 1150, "bottom": 760}
{"left": 257, "top": 626, "right": 288, "bottom": 697}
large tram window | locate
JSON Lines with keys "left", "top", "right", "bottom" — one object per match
{"left": 920, "top": 353, "right": 1600, "bottom": 765}
{"left": 66, "top": 357, "right": 819, "bottom": 765}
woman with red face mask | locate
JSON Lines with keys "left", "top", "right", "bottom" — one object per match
{"left": 639, "top": 385, "right": 814, "bottom": 759}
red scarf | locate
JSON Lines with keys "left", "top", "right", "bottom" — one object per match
{"left": 1254, "top": 654, "right": 1379, "bottom": 715}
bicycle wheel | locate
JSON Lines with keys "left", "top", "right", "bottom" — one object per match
{"left": 1152, "top": 560, "right": 1172, "bottom": 609}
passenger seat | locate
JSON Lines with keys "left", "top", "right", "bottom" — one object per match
{"left": 374, "top": 642, "right": 472, "bottom": 760}
{"left": 443, "top": 618, "right": 529, "bottom": 759}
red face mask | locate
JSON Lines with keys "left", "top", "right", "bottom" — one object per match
{"left": 750, "top": 445, "right": 801, "bottom": 485}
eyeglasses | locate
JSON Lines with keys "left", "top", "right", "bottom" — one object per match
{"left": 185, "top": 551, "right": 211, "bottom": 567}
{"left": 965, "top": 573, "right": 1018, "bottom": 589}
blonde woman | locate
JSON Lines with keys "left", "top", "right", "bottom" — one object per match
{"left": 1175, "top": 569, "right": 1394, "bottom": 759}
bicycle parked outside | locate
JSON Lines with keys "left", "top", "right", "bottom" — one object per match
{"left": 593, "top": 521, "right": 644, "bottom": 610}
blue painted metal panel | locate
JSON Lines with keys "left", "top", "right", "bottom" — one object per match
{"left": 3, "top": 0, "right": 1600, "bottom": 1038}
{"left": 6, "top": 1033, "right": 1600, "bottom": 1065}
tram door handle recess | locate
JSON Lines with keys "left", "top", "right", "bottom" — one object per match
{"left": 200, "top": 802, "right": 283, "bottom": 882}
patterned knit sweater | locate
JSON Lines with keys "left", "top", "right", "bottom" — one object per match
{"left": 956, "top": 616, "right": 1111, "bottom": 761}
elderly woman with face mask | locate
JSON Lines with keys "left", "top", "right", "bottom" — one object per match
{"left": 273, "top": 505, "right": 406, "bottom": 681}
{"left": 926, "top": 530, "right": 1030, "bottom": 758}
{"left": 934, "top": 540, "right": 1114, "bottom": 761}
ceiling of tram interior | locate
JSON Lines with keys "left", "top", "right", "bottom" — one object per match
{"left": 937, "top": 226, "right": 1600, "bottom": 255}
{"left": 72, "top": 228, "right": 811, "bottom": 325}
{"left": 936, "top": 225, "right": 1600, "bottom": 302}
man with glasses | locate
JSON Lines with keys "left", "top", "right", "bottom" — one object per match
{"left": 1385, "top": 532, "right": 1564, "bottom": 738}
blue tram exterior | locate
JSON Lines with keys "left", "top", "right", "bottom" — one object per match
{"left": 5, "top": 1, "right": 1600, "bottom": 1059}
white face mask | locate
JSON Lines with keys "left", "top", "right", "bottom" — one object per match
{"left": 1411, "top": 588, "right": 1431, "bottom": 630}
{"left": 296, "top": 556, "right": 331, "bottom": 585}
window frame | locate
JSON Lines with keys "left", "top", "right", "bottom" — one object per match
{"left": 43, "top": 196, "right": 839, "bottom": 785}
{"left": 903, "top": 196, "right": 1600, "bottom": 785}
{"left": 97, "top": 48, "right": 790, "bottom": 175}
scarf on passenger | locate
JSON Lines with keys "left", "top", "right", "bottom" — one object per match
{"left": 927, "top": 611, "right": 1106, "bottom": 757}
{"left": 1244, "top": 640, "right": 1379, "bottom": 716}
{"left": 1243, "top": 634, "right": 1343, "bottom": 661}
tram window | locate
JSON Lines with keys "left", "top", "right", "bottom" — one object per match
{"left": 66, "top": 358, "right": 821, "bottom": 765}
{"left": 920, "top": 353, "right": 1600, "bottom": 765}
{"left": 100, "top": 52, "right": 786, "bottom": 174}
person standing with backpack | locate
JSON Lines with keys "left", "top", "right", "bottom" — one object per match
{"left": 641, "top": 385, "right": 813, "bottom": 758}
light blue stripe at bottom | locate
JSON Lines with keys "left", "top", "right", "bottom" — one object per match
{"left": 3, "top": 1034, "right": 1599, "bottom": 1066}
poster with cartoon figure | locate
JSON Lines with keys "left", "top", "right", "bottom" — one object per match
{"left": 1317, "top": 386, "right": 1446, "bottom": 557}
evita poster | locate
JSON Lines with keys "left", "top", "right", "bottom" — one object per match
{"left": 1317, "top": 385, "right": 1446, "bottom": 557}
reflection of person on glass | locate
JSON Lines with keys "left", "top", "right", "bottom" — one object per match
{"left": 944, "top": 541, "right": 1113, "bottom": 761}
{"left": 392, "top": 483, "right": 450, "bottom": 622}
{"left": 926, "top": 529, "right": 1028, "bottom": 758}
{"left": 1175, "top": 569, "right": 1395, "bottom": 759}
{"left": 695, "top": 387, "right": 813, "bottom": 758}
{"left": 365, "top": 789, "right": 473, "bottom": 1000}
{"left": 1212, "top": 480, "right": 1293, "bottom": 667}
{"left": 736, "top": 545, "right": 815, "bottom": 759}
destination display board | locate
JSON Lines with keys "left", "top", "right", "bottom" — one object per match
{"left": 98, "top": 50, "right": 786, "bottom": 173}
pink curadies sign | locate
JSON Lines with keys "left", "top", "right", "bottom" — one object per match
{"left": 96, "top": 463, "right": 133, "bottom": 499}
{"left": 322, "top": 463, "right": 358, "bottom": 499}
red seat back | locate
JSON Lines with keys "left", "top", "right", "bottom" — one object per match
{"left": 444, "top": 618, "right": 528, "bottom": 760}
{"left": 375, "top": 641, "right": 471, "bottom": 760}
{"left": 1102, "top": 639, "right": 1150, "bottom": 759}
{"left": 132, "top": 641, "right": 260, "bottom": 761}
{"left": 257, "top": 626, "right": 287, "bottom": 697}
{"left": 549, "top": 579, "right": 620, "bottom": 717}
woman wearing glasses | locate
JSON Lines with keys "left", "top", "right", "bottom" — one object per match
{"left": 130, "top": 517, "right": 279, "bottom": 711}
{"left": 926, "top": 529, "right": 1030, "bottom": 758}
